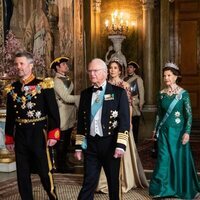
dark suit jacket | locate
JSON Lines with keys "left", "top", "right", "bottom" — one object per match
{"left": 75, "top": 82, "right": 130, "bottom": 151}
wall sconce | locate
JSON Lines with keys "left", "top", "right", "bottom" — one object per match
{"left": 105, "top": 10, "right": 136, "bottom": 35}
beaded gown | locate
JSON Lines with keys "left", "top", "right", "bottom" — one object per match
{"left": 96, "top": 80, "right": 148, "bottom": 193}
{"left": 149, "top": 89, "right": 200, "bottom": 199}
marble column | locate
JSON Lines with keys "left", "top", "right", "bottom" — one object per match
{"left": 160, "top": 0, "right": 170, "bottom": 86}
{"left": 73, "top": 0, "right": 85, "bottom": 93}
{"left": 91, "top": 0, "right": 101, "bottom": 58}
{"left": 142, "top": 0, "right": 156, "bottom": 110}
{"left": 139, "top": 0, "right": 157, "bottom": 139}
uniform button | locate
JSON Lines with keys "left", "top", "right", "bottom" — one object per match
{"left": 108, "top": 132, "right": 111, "bottom": 135}
{"left": 14, "top": 105, "right": 17, "bottom": 108}
{"left": 16, "top": 111, "right": 18, "bottom": 113}
{"left": 19, "top": 123, "right": 21, "bottom": 125}
{"left": 109, "top": 127, "right": 111, "bottom": 129}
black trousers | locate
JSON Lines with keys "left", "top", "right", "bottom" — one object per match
{"left": 132, "top": 116, "right": 140, "bottom": 144}
{"left": 78, "top": 135, "right": 121, "bottom": 200}
{"left": 55, "top": 128, "right": 73, "bottom": 170}
{"left": 15, "top": 125, "right": 57, "bottom": 200}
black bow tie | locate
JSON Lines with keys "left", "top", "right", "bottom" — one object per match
{"left": 92, "top": 86, "right": 103, "bottom": 92}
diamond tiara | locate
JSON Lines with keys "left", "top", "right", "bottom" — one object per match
{"left": 110, "top": 57, "right": 123, "bottom": 66}
{"left": 164, "top": 62, "right": 179, "bottom": 70}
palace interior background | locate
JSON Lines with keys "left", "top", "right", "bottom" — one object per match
{"left": 0, "top": 0, "right": 200, "bottom": 140}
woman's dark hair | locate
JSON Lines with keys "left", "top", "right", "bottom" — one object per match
{"left": 163, "top": 67, "right": 182, "bottom": 83}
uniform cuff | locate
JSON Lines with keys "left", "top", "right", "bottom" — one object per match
{"left": 5, "top": 135, "right": 14, "bottom": 145}
{"left": 116, "top": 131, "right": 129, "bottom": 150}
{"left": 48, "top": 128, "right": 60, "bottom": 140}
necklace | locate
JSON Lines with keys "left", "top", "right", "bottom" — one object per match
{"left": 166, "top": 85, "right": 180, "bottom": 96}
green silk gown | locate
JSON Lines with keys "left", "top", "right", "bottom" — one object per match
{"left": 149, "top": 90, "right": 200, "bottom": 199}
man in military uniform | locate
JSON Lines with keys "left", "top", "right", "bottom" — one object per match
{"left": 50, "top": 57, "right": 80, "bottom": 173}
{"left": 74, "top": 58, "right": 130, "bottom": 200}
{"left": 124, "top": 61, "right": 145, "bottom": 144}
{"left": 5, "top": 51, "right": 60, "bottom": 200}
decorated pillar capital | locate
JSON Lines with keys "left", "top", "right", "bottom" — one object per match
{"left": 93, "top": 0, "right": 101, "bottom": 13}
{"left": 141, "top": 0, "right": 155, "bottom": 9}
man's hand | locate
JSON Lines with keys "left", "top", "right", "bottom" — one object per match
{"left": 6, "top": 144, "right": 15, "bottom": 152}
{"left": 74, "top": 151, "right": 82, "bottom": 161}
{"left": 47, "top": 139, "right": 57, "bottom": 147}
{"left": 114, "top": 148, "right": 124, "bottom": 158}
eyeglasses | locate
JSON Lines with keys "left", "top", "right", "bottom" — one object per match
{"left": 87, "top": 68, "right": 104, "bottom": 74}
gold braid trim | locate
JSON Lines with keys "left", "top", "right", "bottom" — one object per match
{"left": 117, "top": 131, "right": 129, "bottom": 146}
{"left": 16, "top": 116, "right": 47, "bottom": 124}
{"left": 75, "top": 134, "right": 85, "bottom": 145}
{"left": 4, "top": 84, "right": 13, "bottom": 94}
{"left": 40, "top": 77, "right": 54, "bottom": 89}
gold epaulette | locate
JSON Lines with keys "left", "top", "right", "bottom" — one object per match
{"left": 40, "top": 77, "right": 54, "bottom": 89}
{"left": 4, "top": 84, "right": 13, "bottom": 94}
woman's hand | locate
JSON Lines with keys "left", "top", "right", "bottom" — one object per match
{"left": 151, "top": 130, "right": 157, "bottom": 141}
{"left": 182, "top": 133, "right": 190, "bottom": 145}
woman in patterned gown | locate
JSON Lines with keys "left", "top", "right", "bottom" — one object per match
{"left": 96, "top": 59, "right": 148, "bottom": 193}
{"left": 149, "top": 62, "right": 200, "bottom": 199}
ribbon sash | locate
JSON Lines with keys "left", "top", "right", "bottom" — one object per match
{"left": 156, "top": 90, "right": 185, "bottom": 137}
{"left": 91, "top": 91, "right": 104, "bottom": 122}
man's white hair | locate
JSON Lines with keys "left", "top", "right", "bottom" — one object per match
{"left": 89, "top": 58, "right": 107, "bottom": 71}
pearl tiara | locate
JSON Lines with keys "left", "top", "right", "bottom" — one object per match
{"left": 164, "top": 62, "right": 179, "bottom": 70}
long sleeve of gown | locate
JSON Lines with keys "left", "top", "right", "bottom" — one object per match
{"left": 183, "top": 91, "right": 192, "bottom": 134}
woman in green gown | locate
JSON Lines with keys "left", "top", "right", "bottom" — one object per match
{"left": 149, "top": 62, "right": 200, "bottom": 199}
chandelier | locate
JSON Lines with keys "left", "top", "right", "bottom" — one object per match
{"left": 105, "top": 10, "right": 136, "bottom": 35}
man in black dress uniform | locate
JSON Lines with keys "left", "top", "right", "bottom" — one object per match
{"left": 74, "top": 58, "right": 130, "bottom": 200}
{"left": 5, "top": 51, "right": 60, "bottom": 200}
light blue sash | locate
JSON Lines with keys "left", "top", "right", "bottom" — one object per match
{"left": 156, "top": 89, "right": 185, "bottom": 138}
{"left": 91, "top": 90, "right": 105, "bottom": 122}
